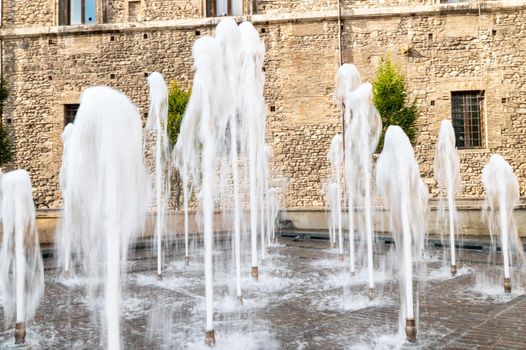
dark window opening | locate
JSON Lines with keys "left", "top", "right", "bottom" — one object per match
{"left": 451, "top": 91, "right": 484, "bottom": 148}
{"left": 59, "top": 0, "right": 97, "bottom": 25}
{"left": 64, "top": 104, "right": 79, "bottom": 127}
{"left": 206, "top": 0, "right": 243, "bottom": 17}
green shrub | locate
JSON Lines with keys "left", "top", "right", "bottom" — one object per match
{"left": 372, "top": 56, "right": 418, "bottom": 151}
{"left": 167, "top": 80, "right": 191, "bottom": 147}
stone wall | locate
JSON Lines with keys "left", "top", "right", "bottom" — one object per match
{"left": 2, "top": 0, "right": 54, "bottom": 27}
{"left": 1, "top": 1, "right": 526, "bottom": 210}
{"left": 106, "top": 0, "right": 202, "bottom": 23}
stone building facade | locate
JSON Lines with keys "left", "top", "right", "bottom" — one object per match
{"left": 1, "top": 0, "right": 526, "bottom": 209}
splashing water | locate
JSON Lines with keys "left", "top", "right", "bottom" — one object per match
{"left": 59, "top": 86, "right": 149, "bottom": 350}
{"left": 147, "top": 72, "right": 171, "bottom": 279}
{"left": 173, "top": 19, "right": 274, "bottom": 342}
{"left": 376, "top": 125, "right": 427, "bottom": 339}
{"left": 0, "top": 170, "right": 44, "bottom": 332}
{"left": 327, "top": 134, "right": 343, "bottom": 254}
{"left": 336, "top": 64, "right": 381, "bottom": 292}
{"left": 335, "top": 63, "right": 361, "bottom": 275}
{"left": 434, "top": 119, "right": 461, "bottom": 274}
{"left": 482, "top": 154, "right": 524, "bottom": 292}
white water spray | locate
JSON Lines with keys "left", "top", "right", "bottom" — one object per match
{"left": 327, "top": 134, "right": 343, "bottom": 256}
{"left": 482, "top": 154, "right": 524, "bottom": 293}
{"left": 434, "top": 119, "right": 461, "bottom": 274}
{"left": 0, "top": 170, "right": 44, "bottom": 344}
{"left": 376, "top": 126, "right": 427, "bottom": 342}
{"left": 174, "top": 19, "right": 273, "bottom": 343}
{"left": 59, "top": 86, "right": 149, "bottom": 350}
{"left": 335, "top": 64, "right": 361, "bottom": 275}
{"left": 147, "top": 72, "right": 170, "bottom": 280}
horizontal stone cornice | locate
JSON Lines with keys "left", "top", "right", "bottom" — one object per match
{"left": 0, "top": 1, "right": 525, "bottom": 39}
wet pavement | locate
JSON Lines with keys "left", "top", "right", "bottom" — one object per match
{"left": 0, "top": 236, "right": 525, "bottom": 349}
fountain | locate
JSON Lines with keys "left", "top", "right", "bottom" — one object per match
{"left": 335, "top": 63, "right": 360, "bottom": 276}
{"left": 173, "top": 18, "right": 273, "bottom": 345}
{"left": 336, "top": 67, "right": 381, "bottom": 297}
{"left": 434, "top": 119, "right": 461, "bottom": 275}
{"left": 0, "top": 170, "right": 44, "bottom": 348}
{"left": 376, "top": 125, "right": 427, "bottom": 342}
{"left": 59, "top": 86, "right": 149, "bottom": 350}
{"left": 327, "top": 134, "right": 343, "bottom": 257}
{"left": 146, "top": 72, "right": 171, "bottom": 281}
{"left": 482, "top": 154, "right": 524, "bottom": 293}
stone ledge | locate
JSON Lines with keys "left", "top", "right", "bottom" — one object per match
{"left": 1, "top": 1, "right": 525, "bottom": 39}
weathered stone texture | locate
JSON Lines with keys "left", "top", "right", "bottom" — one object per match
{"left": 106, "top": 0, "right": 201, "bottom": 23}
{"left": 1, "top": 1, "right": 526, "bottom": 210}
{"left": 2, "top": 0, "right": 54, "bottom": 27}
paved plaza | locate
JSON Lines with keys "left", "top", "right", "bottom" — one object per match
{"left": 0, "top": 236, "right": 525, "bottom": 349}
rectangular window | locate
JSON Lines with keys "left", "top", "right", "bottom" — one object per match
{"left": 59, "top": 0, "right": 97, "bottom": 25}
{"left": 451, "top": 91, "right": 484, "bottom": 148}
{"left": 128, "top": 1, "right": 141, "bottom": 22}
{"left": 64, "top": 104, "right": 79, "bottom": 127}
{"left": 206, "top": 0, "right": 243, "bottom": 17}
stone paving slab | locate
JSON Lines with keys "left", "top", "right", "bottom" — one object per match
{"left": 0, "top": 237, "right": 525, "bottom": 349}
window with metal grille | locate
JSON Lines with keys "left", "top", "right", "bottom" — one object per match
{"left": 64, "top": 104, "right": 79, "bottom": 127}
{"left": 206, "top": 0, "right": 243, "bottom": 17}
{"left": 451, "top": 91, "right": 484, "bottom": 148}
{"left": 59, "top": 0, "right": 97, "bottom": 25}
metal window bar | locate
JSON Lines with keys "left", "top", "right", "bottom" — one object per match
{"left": 451, "top": 91, "right": 484, "bottom": 148}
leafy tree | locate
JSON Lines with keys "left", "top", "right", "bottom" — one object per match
{"left": 372, "top": 56, "right": 418, "bottom": 151}
{"left": 0, "top": 77, "right": 13, "bottom": 166}
{"left": 167, "top": 80, "right": 191, "bottom": 147}
{"left": 167, "top": 80, "right": 191, "bottom": 208}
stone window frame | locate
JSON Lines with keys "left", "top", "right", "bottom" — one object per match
{"left": 450, "top": 90, "right": 486, "bottom": 149}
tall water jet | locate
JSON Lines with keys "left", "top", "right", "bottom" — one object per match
{"left": 327, "top": 134, "right": 343, "bottom": 258}
{"left": 59, "top": 86, "right": 149, "bottom": 350}
{"left": 434, "top": 119, "right": 461, "bottom": 276}
{"left": 482, "top": 154, "right": 524, "bottom": 293}
{"left": 343, "top": 81, "right": 381, "bottom": 297}
{"left": 0, "top": 170, "right": 44, "bottom": 347}
{"left": 175, "top": 35, "right": 228, "bottom": 346}
{"left": 58, "top": 123, "right": 75, "bottom": 277}
{"left": 239, "top": 21, "right": 267, "bottom": 281}
{"left": 216, "top": 17, "right": 243, "bottom": 301}
{"left": 267, "top": 187, "right": 280, "bottom": 244}
{"left": 335, "top": 64, "right": 361, "bottom": 275}
{"left": 376, "top": 126, "right": 427, "bottom": 342}
{"left": 174, "top": 20, "right": 273, "bottom": 344}
{"left": 147, "top": 72, "right": 170, "bottom": 281}
{"left": 324, "top": 181, "right": 338, "bottom": 249}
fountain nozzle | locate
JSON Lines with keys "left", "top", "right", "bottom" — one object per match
{"left": 185, "top": 256, "right": 190, "bottom": 266}
{"left": 331, "top": 242, "right": 336, "bottom": 249}
{"left": 339, "top": 254, "right": 344, "bottom": 262}
{"left": 368, "top": 288, "right": 374, "bottom": 300}
{"left": 504, "top": 277, "right": 511, "bottom": 293}
{"left": 15, "top": 322, "right": 26, "bottom": 345}
{"left": 405, "top": 318, "right": 416, "bottom": 342}
{"left": 251, "top": 266, "right": 259, "bottom": 281}
{"left": 156, "top": 273, "right": 162, "bottom": 282}
{"left": 450, "top": 264, "right": 457, "bottom": 276}
{"left": 205, "top": 330, "right": 215, "bottom": 347}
